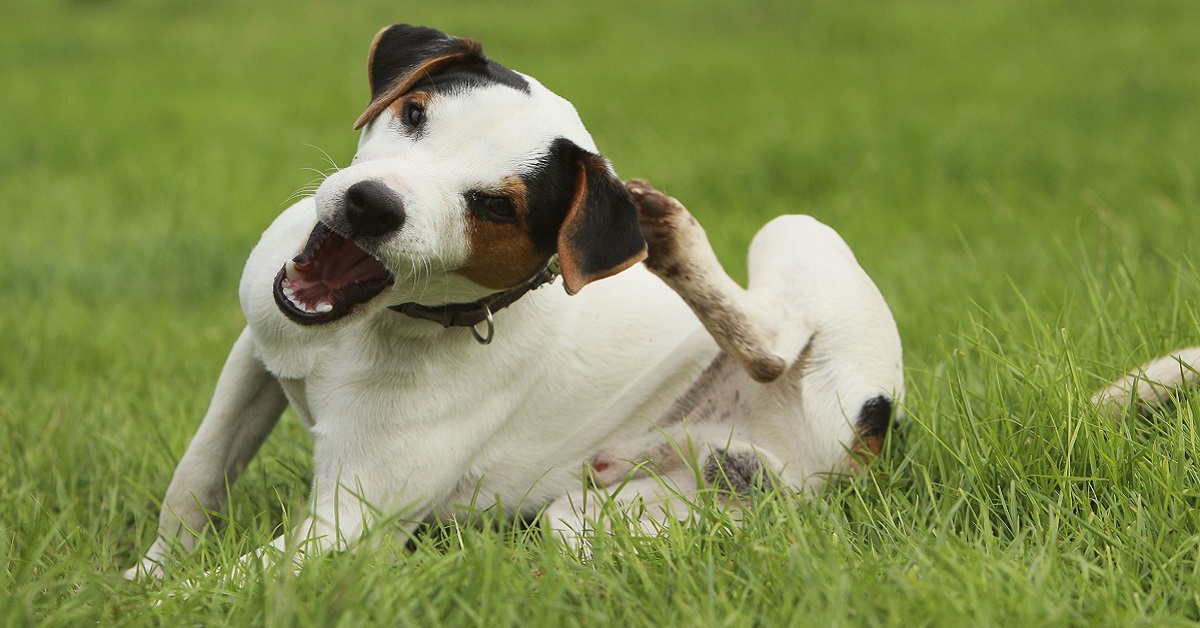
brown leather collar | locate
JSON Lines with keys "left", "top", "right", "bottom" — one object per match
{"left": 387, "top": 262, "right": 558, "bottom": 329}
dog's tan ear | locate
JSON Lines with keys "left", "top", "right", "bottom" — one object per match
{"left": 354, "top": 24, "right": 484, "bottom": 130}
{"left": 557, "top": 151, "right": 648, "bottom": 295}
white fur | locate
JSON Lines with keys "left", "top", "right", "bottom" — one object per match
{"left": 125, "top": 68, "right": 903, "bottom": 580}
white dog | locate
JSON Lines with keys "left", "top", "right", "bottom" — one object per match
{"left": 126, "top": 24, "right": 904, "bottom": 578}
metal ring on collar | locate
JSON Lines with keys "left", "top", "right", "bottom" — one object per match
{"left": 471, "top": 305, "right": 495, "bottom": 345}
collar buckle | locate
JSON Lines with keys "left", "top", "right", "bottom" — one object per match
{"left": 470, "top": 305, "right": 495, "bottom": 345}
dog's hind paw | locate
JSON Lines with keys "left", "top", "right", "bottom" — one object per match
{"left": 624, "top": 179, "right": 704, "bottom": 275}
{"left": 702, "top": 445, "right": 777, "bottom": 495}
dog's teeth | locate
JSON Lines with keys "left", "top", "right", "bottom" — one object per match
{"left": 285, "top": 260, "right": 300, "bottom": 280}
{"left": 316, "top": 303, "right": 333, "bottom": 313}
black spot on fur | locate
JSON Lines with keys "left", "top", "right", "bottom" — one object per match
{"left": 521, "top": 138, "right": 583, "bottom": 255}
{"left": 409, "top": 59, "right": 530, "bottom": 97}
{"left": 521, "top": 138, "right": 646, "bottom": 269}
{"left": 703, "top": 448, "right": 773, "bottom": 495}
{"left": 368, "top": 24, "right": 529, "bottom": 101}
{"left": 368, "top": 25, "right": 474, "bottom": 99}
{"left": 857, "top": 395, "right": 894, "bottom": 441}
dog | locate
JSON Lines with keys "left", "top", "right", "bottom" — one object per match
{"left": 125, "top": 24, "right": 904, "bottom": 579}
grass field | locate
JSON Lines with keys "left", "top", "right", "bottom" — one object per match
{"left": 4, "top": 0, "right": 1200, "bottom": 624}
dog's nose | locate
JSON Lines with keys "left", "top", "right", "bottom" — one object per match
{"left": 344, "top": 180, "right": 406, "bottom": 239}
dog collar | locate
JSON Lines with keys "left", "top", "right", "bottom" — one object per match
{"left": 388, "top": 257, "right": 559, "bottom": 345}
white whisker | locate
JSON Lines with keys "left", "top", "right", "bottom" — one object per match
{"left": 305, "top": 145, "right": 342, "bottom": 175}
{"left": 281, "top": 146, "right": 344, "bottom": 205}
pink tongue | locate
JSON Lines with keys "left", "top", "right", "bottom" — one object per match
{"left": 287, "top": 270, "right": 333, "bottom": 310}
{"left": 286, "top": 232, "right": 389, "bottom": 310}
{"left": 317, "top": 236, "right": 388, "bottom": 289}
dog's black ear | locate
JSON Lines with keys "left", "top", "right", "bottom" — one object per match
{"left": 354, "top": 24, "right": 484, "bottom": 129}
{"left": 557, "top": 148, "right": 648, "bottom": 295}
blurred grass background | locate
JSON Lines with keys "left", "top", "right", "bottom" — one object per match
{"left": 3, "top": 0, "right": 1200, "bottom": 624}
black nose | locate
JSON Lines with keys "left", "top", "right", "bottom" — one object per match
{"left": 344, "top": 180, "right": 405, "bottom": 239}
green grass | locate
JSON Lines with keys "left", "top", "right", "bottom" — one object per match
{"left": 4, "top": 0, "right": 1200, "bottom": 624}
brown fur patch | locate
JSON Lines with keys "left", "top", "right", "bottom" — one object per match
{"left": 365, "top": 27, "right": 391, "bottom": 93}
{"left": 455, "top": 177, "right": 548, "bottom": 290}
{"left": 556, "top": 162, "right": 593, "bottom": 295}
{"left": 354, "top": 40, "right": 484, "bottom": 130}
{"left": 846, "top": 395, "right": 894, "bottom": 471}
{"left": 853, "top": 434, "right": 885, "bottom": 458}
{"left": 845, "top": 437, "right": 884, "bottom": 475}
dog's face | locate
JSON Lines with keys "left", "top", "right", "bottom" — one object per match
{"left": 274, "top": 24, "right": 647, "bottom": 326}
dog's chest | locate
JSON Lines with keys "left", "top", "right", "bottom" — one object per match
{"left": 266, "top": 285, "right": 718, "bottom": 510}
{"left": 298, "top": 330, "right": 524, "bottom": 437}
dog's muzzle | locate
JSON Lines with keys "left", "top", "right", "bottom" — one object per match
{"left": 273, "top": 222, "right": 395, "bottom": 325}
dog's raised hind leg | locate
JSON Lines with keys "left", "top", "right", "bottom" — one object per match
{"left": 625, "top": 180, "right": 811, "bottom": 383}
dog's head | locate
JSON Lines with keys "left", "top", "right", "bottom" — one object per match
{"left": 275, "top": 24, "right": 646, "bottom": 326}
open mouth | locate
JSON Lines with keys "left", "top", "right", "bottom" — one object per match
{"left": 273, "top": 222, "right": 395, "bottom": 325}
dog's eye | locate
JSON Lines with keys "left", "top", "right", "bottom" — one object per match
{"left": 402, "top": 101, "right": 425, "bottom": 128}
{"left": 469, "top": 193, "right": 517, "bottom": 222}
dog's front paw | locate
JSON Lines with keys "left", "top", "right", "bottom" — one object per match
{"left": 123, "top": 557, "right": 165, "bottom": 581}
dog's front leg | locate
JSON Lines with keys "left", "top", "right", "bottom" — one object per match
{"left": 229, "top": 433, "right": 467, "bottom": 576}
{"left": 226, "top": 510, "right": 366, "bottom": 579}
{"left": 126, "top": 327, "right": 288, "bottom": 579}
{"left": 625, "top": 180, "right": 812, "bottom": 383}
{"left": 198, "top": 504, "right": 372, "bottom": 584}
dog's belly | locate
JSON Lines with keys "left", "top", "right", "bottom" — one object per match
{"left": 437, "top": 327, "right": 722, "bottom": 515}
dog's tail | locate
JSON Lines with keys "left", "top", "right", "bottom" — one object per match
{"left": 1092, "top": 346, "right": 1200, "bottom": 419}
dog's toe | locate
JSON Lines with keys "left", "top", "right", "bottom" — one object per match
{"left": 625, "top": 180, "right": 680, "bottom": 221}
{"left": 623, "top": 180, "right": 702, "bottom": 274}
{"left": 123, "top": 559, "right": 165, "bottom": 581}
